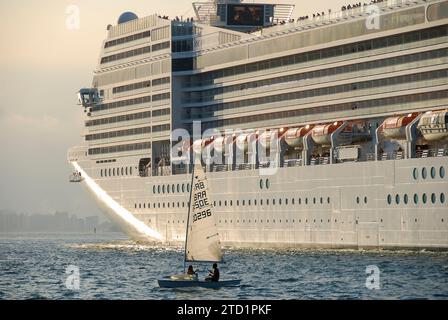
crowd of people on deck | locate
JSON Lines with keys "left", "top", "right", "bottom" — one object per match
{"left": 341, "top": 0, "right": 386, "bottom": 11}
{"left": 157, "top": 15, "right": 195, "bottom": 23}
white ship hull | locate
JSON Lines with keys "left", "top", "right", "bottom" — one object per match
{"left": 72, "top": 156, "right": 448, "bottom": 249}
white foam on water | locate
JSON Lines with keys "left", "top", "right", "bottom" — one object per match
{"left": 72, "top": 162, "right": 163, "bottom": 241}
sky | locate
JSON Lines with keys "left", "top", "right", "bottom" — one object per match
{"left": 0, "top": 0, "right": 352, "bottom": 217}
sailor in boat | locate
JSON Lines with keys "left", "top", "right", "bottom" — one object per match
{"left": 205, "top": 263, "right": 220, "bottom": 282}
{"left": 186, "top": 265, "right": 198, "bottom": 280}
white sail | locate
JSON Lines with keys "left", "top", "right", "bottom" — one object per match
{"left": 185, "top": 163, "right": 222, "bottom": 262}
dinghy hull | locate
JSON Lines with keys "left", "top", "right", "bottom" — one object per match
{"left": 157, "top": 279, "right": 241, "bottom": 289}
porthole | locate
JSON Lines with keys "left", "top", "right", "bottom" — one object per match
{"left": 404, "top": 194, "right": 408, "bottom": 204}
{"left": 182, "top": 184, "right": 185, "bottom": 192}
{"left": 236, "top": 200, "right": 239, "bottom": 206}
{"left": 116, "top": 168, "right": 119, "bottom": 176}
{"left": 440, "top": 167, "right": 445, "bottom": 179}
{"left": 130, "top": 167, "right": 133, "bottom": 175}
{"left": 143, "top": 203, "right": 146, "bottom": 209}
{"left": 187, "top": 184, "right": 190, "bottom": 192}
{"left": 364, "top": 196, "right": 368, "bottom": 204}
{"left": 267, "top": 199, "right": 269, "bottom": 205}
{"left": 242, "top": 200, "right": 245, "bottom": 206}
{"left": 305, "top": 198, "right": 308, "bottom": 205}
{"left": 356, "top": 197, "right": 360, "bottom": 204}
{"left": 313, "top": 198, "right": 316, "bottom": 204}
{"left": 248, "top": 200, "right": 251, "bottom": 206}
{"left": 139, "top": 203, "right": 141, "bottom": 209}
{"left": 121, "top": 168, "right": 124, "bottom": 175}
{"left": 441, "top": 193, "right": 445, "bottom": 204}
{"left": 320, "top": 197, "right": 323, "bottom": 204}
{"left": 109, "top": 168, "right": 112, "bottom": 176}
{"left": 285, "top": 198, "right": 288, "bottom": 205}
{"left": 387, "top": 194, "right": 392, "bottom": 205}
{"left": 254, "top": 199, "right": 257, "bottom": 205}
{"left": 100, "top": 169, "right": 103, "bottom": 177}
{"left": 177, "top": 184, "right": 180, "bottom": 193}
{"left": 167, "top": 185, "right": 170, "bottom": 194}
{"left": 431, "top": 193, "right": 436, "bottom": 204}
{"left": 273, "top": 199, "right": 276, "bottom": 205}
{"left": 259, "top": 179, "right": 263, "bottom": 189}
{"left": 413, "top": 168, "right": 418, "bottom": 180}
{"left": 431, "top": 167, "right": 436, "bottom": 179}
{"left": 414, "top": 194, "right": 419, "bottom": 204}
{"left": 422, "top": 193, "right": 427, "bottom": 204}
{"left": 395, "top": 194, "right": 400, "bottom": 205}
{"left": 162, "top": 185, "right": 165, "bottom": 194}
{"left": 278, "top": 199, "right": 281, "bottom": 205}
{"left": 125, "top": 167, "right": 128, "bottom": 175}
{"left": 113, "top": 168, "right": 115, "bottom": 176}
{"left": 299, "top": 198, "right": 302, "bottom": 205}
{"left": 422, "top": 167, "right": 427, "bottom": 179}
{"left": 327, "top": 197, "right": 330, "bottom": 204}
{"left": 172, "top": 184, "right": 175, "bottom": 193}
{"left": 230, "top": 200, "right": 233, "bottom": 206}
{"left": 158, "top": 185, "right": 161, "bottom": 194}
{"left": 266, "top": 179, "right": 270, "bottom": 189}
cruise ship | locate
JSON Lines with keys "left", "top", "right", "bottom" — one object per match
{"left": 68, "top": 0, "right": 448, "bottom": 249}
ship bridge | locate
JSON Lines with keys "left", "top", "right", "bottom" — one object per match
{"left": 193, "top": 0, "right": 294, "bottom": 32}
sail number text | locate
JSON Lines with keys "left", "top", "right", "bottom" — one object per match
{"left": 193, "top": 209, "right": 211, "bottom": 222}
{"left": 192, "top": 181, "right": 212, "bottom": 222}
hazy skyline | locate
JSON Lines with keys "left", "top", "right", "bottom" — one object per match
{"left": 0, "top": 0, "right": 353, "bottom": 217}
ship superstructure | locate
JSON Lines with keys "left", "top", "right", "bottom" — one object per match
{"left": 69, "top": 0, "right": 448, "bottom": 249}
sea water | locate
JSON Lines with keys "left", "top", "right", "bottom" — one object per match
{"left": 1, "top": 233, "right": 447, "bottom": 300}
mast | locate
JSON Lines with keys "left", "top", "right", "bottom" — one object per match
{"left": 183, "top": 160, "right": 196, "bottom": 273}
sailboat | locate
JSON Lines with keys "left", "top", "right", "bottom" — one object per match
{"left": 157, "top": 162, "right": 241, "bottom": 289}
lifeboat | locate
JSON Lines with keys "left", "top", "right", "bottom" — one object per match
{"left": 311, "top": 122, "right": 344, "bottom": 146}
{"left": 213, "top": 136, "right": 225, "bottom": 154}
{"left": 235, "top": 133, "right": 256, "bottom": 152}
{"left": 382, "top": 113, "right": 419, "bottom": 139}
{"left": 417, "top": 110, "right": 448, "bottom": 141}
{"left": 192, "top": 138, "right": 214, "bottom": 154}
{"left": 284, "top": 126, "right": 313, "bottom": 148}
{"left": 258, "top": 131, "right": 278, "bottom": 150}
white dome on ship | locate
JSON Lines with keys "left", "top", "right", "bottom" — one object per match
{"left": 117, "top": 12, "right": 138, "bottom": 24}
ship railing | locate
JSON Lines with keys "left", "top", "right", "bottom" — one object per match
{"left": 235, "top": 163, "right": 253, "bottom": 171}
{"left": 416, "top": 148, "right": 448, "bottom": 158}
{"left": 258, "top": 161, "right": 271, "bottom": 168}
{"left": 284, "top": 159, "right": 303, "bottom": 167}
{"left": 262, "top": 0, "right": 434, "bottom": 36}
{"left": 210, "top": 164, "right": 228, "bottom": 172}
{"left": 379, "top": 151, "right": 404, "bottom": 161}
{"left": 310, "top": 156, "right": 330, "bottom": 166}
